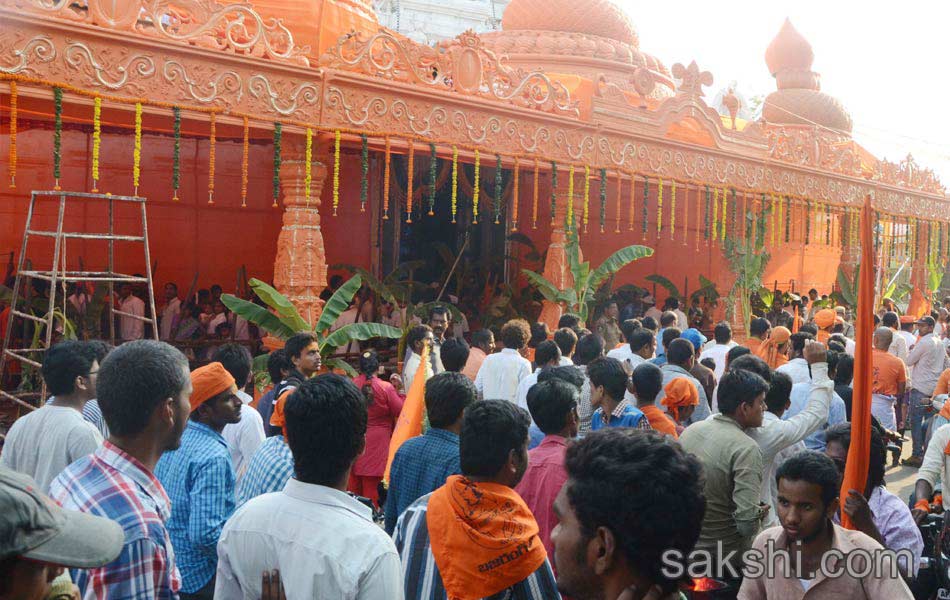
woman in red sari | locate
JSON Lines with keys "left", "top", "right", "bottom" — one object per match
{"left": 349, "top": 350, "right": 404, "bottom": 508}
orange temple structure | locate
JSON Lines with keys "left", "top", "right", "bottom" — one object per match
{"left": 0, "top": 0, "right": 947, "bottom": 333}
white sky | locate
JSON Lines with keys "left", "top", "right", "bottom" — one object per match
{"left": 616, "top": 0, "right": 950, "bottom": 190}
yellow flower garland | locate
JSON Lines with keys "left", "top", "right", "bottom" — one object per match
{"left": 407, "top": 139, "right": 415, "bottom": 223}
{"left": 133, "top": 102, "right": 142, "bottom": 195}
{"left": 670, "top": 179, "right": 676, "bottom": 240}
{"left": 720, "top": 187, "right": 727, "bottom": 241}
{"left": 382, "top": 137, "right": 391, "bottom": 220}
{"left": 614, "top": 171, "right": 622, "bottom": 233}
{"left": 532, "top": 159, "right": 539, "bottom": 230}
{"left": 566, "top": 165, "right": 575, "bottom": 232}
{"left": 451, "top": 146, "right": 458, "bottom": 223}
{"left": 582, "top": 165, "right": 590, "bottom": 233}
{"left": 511, "top": 158, "right": 519, "bottom": 231}
{"left": 657, "top": 178, "right": 664, "bottom": 234}
{"left": 304, "top": 127, "right": 313, "bottom": 205}
{"left": 8, "top": 81, "right": 16, "bottom": 188}
{"left": 682, "top": 183, "right": 690, "bottom": 246}
{"left": 711, "top": 186, "right": 719, "bottom": 242}
{"left": 241, "top": 116, "right": 249, "bottom": 207}
{"left": 472, "top": 148, "right": 480, "bottom": 223}
{"left": 91, "top": 96, "right": 101, "bottom": 192}
{"left": 332, "top": 129, "right": 341, "bottom": 216}
{"left": 208, "top": 111, "right": 216, "bottom": 204}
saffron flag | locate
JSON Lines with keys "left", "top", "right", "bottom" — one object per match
{"left": 841, "top": 194, "right": 874, "bottom": 529}
{"left": 383, "top": 343, "right": 430, "bottom": 485}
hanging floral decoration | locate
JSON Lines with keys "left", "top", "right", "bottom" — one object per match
{"left": 360, "top": 134, "right": 369, "bottom": 213}
{"left": 331, "top": 129, "right": 341, "bottom": 216}
{"left": 711, "top": 186, "right": 719, "bottom": 242}
{"left": 582, "top": 165, "right": 591, "bottom": 233}
{"left": 940, "top": 222, "right": 945, "bottom": 258}
{"left": 132, "top": 101, "right": 143, "bottom": 195}
{"left": 240, "top": 117, "right": 249, "bottom": 208}
{"left": 628, "top": 172, "right": 636, "bottom": 231}
{"left": 53, "top": 87, "right": 63, "bottom": 190}
{"left": 172, "top": 106, "right": 181, "bottom": 201}
{"left": 304, "top": 127, "right": 313, "bottom": 204}
{"left": 382, "top": 137, "right": 391, "bottom": 219}
{"left": 614, "top": 172, "right": 622, "bottom": 233}
{"left": 670, "top": 180, "right": 677, "bottom": 240}
{"left": 494, "top": 153, "right": 503, "bottom": 224}
{"left": 511, "top": 158, "right": 520, "bottom": 231}
{"left": 207, "top": 111, "right": 216, "bottom": 204}
{"left": 471, "top": 148, "right": 480, "bottom": 224}
{"left": 532, "top": 159, "right": 539, "bottom": 229}
{"left": 550, "top": 161, "right": 557, "bottom": 225}
{"left": 785, "top": 196, "right": 792, "bottom": 243}
{"left": 704, "top": 185, "right": 711, "bottom": 240}
{"left": 722, "top": 187, "right": 730, "bottom": 241}
{"left": 566, "top": 164, "right": 575, "bottom": 232}
{"left": 450, "top": 145, "right": 458, "bottom": 223}
{"left": 272, "top": 122, "right": 282, "bottom": 207}
{"left": 599, "top": 167, "right": 607, "bottom": 233}
{"left": 406, "top": 139, "right": 415, "bottom": 223}
{"left": 8, "top": 81, "right": 16, "bottom": 188}
{"left": 656, "top": 178, "right": 664, "bottom": 234}
{"left": 428, "top": 143, "right": 438, "bottom": 216}
{"left": 825, "top": 203, "right": 832, "bottom": 245}
{"left": 804, "top": 200, "right": 812, "bottom": 245}
{"left": 768, "top": 194, "right": 776, "bottom": 247}
{"left": 641, "top": 176, "right": 649, "bottom": 238}
{"left": 91, "top": 96, "right": 101, "bottom": 192}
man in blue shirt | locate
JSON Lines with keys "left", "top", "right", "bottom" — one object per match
{"left": 587, "top": 357, "right": 651, "bottom": 431}
{"left": 384, "top": 372, "right": 475, "bottom": 534}
{"left": 156, "top": 362, "right": 242, "bottom": 599}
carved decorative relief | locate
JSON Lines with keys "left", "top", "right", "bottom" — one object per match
{"left": 64, "top": 42, "right": 156, "bottom": 92}
{"left": 248, "top": 75, "right": 320, "bottom": 117}
{"left": 162, "top": 60, "right": 242, "bottom": 105}
{"left": 0, "top": 34, "right": 55, "bottom": 75}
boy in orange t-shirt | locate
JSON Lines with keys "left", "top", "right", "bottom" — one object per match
{"left": 871, "top": 327, "right": 907, "bottom": 431}
{"left": 629, "top": 362, "right": 679, "bottom": 438}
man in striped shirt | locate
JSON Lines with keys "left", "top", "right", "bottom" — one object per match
{"left": 50, "top": 340, "right": 193, "bottom": 600}
{"left": 237, "top": 434, "right": 294, "bottom": 506}
{"left": 393, "top": 400, "right": 559, "bottom": 600}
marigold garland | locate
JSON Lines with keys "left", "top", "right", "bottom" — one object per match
{"left": 599, "top": 167, "right": 607, "bottom": 233}
{"left": 656, "top": 178, "right": 663, "bottom": 234}
{"left": 406, "top": 139, "right": 415, "bottom": 223}
{"left": 642, "top": 176, "right": 649, "bottom": 239}
{"left": 494, "top": 154, "right": 503, "bottom": 224}
{"left": 332, "top": 129, "right": 341, "bottom": 216}
{"left": 8, "top": 81, "right": 16, "bottom": 188}
{"left": 566, "top": 165, "right": 575, "bottom": 232}
{"left": 532, "top": 159, "right": 540, "bottom": 229}
{"left": 471, "top": 148, "right": 479, "bottom": 224}
{"left": 721, "top": 187, "right": 729, "bottom": 241}
{"left": 451, "top": 145, "right": 458, "bottom": 223}
{"left": 768, "top": 194, "right": 776, "bottom": 247}
{"left": 382, "top": 137, "right": 391, "bottom": 219}
{"left": 670, "top": 180, "right": 677, "bottom": 240}
{"left": 53, "top": 87, "right": 63, "bottom": 189}
{"left": 628, "top": 172, "right": 636, "bottom": 231}
{"left": 582, "top": 165, "right": 590, "bottom": 233}
{"left": 360, "top": 134, "right": 369, "bottom": 213}
{"left": 207, "top": 111, "right": 216, "bottom": 204}
{"left": 550, "top": 162, "right": 557, "bottom": 225}
{"left": 172, "top": 106, "right": 181, "bottom": 200}
{"left": 428, "top": 143, "right": 437, "bottom": 216}
{"left": 240, "top": 116, "right": 249, "bottom": 207}
{"left": 91, "top": 96, "right": 101, "bottom": 192}
{"left": 614, "top": 171, "right": 622, "bottom": 233}
{"left": 304, "top": 127, "right": 313, "bottom": 204}
{"left": 132, "top": 101, "right": 143, "bottom": 195}
{"left": 704, "top": 185, "right": 711, "bottom": 241}
{"left": 272, "top": 122, "right": 282, "bottom": 207}
{"left": 511, "top": 158, "right": 520, "bottom": 231}
{"left": 825, "top": 203, "right": 832, "bottom": 245}
{"left": 804, "top": 200, "right": 812, "bottom": 245}
{"left": 785, "top": 196, "right": 791, "bottom": 243}
{"left": 711, "top": 186, "right": 719, "bottom": 242}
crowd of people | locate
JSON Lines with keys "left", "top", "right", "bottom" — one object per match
{"left": 8, "top": 285, "right": 950, "bottom": 599}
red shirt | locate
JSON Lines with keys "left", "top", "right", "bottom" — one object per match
{"left": 514, "top": 435, "right": 568, "bottom": 559}
{"left": 351, "top": 375, "right": 405, "bottom": 476}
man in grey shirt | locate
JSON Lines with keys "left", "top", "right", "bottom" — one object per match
{"left": 1, "top": 341, "right": 102, "bottom": 491}
{"left": 905, "top": 316, "right": 950, "bottom": 465}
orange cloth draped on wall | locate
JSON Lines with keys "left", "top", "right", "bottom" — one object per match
{"left": 840, "top": 195, "right": 874, "bottom": 530}
{"left": 383, "top": 343, "right": 430, "bottom": 485}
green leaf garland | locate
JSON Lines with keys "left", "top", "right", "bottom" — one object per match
{"left": 53, "top": 87, "right": 63, "bottom": 183}
{"left": 804, "top": 200, "right": 811, "bottom": 245}
{"left": 704, "top": 185, "right": 711, "bottom": 240}
{"left": 642, "top": 176, "right": 649, "bottom": 237}
{"left": 272, "top": 122, "right": 282, "bottom": 205}
{"left": 494, "top": 154, "right": 503, "bottom": 224}
{"left": 550, "top": 162, "right": 558, "bottom": 224}
{"left": 361, "top": 134, "right": 369, "bottom": 213}
{"left": 599, "top": 167, "right": 607, "bottom": 233}
{"left": 427, "top": 142, "right": 436, "bottom": 216}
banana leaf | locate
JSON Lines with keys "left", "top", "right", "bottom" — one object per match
{"left": 412, "top": 302, "right": 464, "bottom": 324}
{"left": 588, "top": 246, "right": 654, "bottom": 293}
{"left": 385, "top": 260, "right": 427, "bottom": 284}
{"left": 321, "top": 322, "right": 402, "bottom": 352}
{"left": 836, "top": 266, "right": 857, "bottom": 307}
{"left": 324, "top": 357, "right": 358, "bottom": 377}
{"left": 645, "top": 274, "right": 682, "bottom": 300}
{"left": 520, "top": 270, "right": 561, "bottom": 304}
{"left": 221, "top": 294, "right": 297, "bottom": 339}
{"left": 314, "top": 275, "right": 363, "bottom": 337}
{"left": 757, "top": 286, "right": 774, "bottom": 308}
{"left": 247, "top": 279, "right": 310, "bottom": 332}
{"left": 928, "top": 259, "right": 944, "bottom": 296}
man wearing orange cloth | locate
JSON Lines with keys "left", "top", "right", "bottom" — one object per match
{"left": 813, "top": 308, "right": 837, "bottom": 345}
{"left": 393, "top": 400, "right": 558, "bottom": 600}
{"left": 745, "top": 318, "right": 772, "bottom": 356}
{"left": 870, "top": 327, "right": 907, "bottom": 433}
{"left": 155, "top": 362, "right": 242, "bottom": 599}
{"left": 658, "top": 373, "right": 699, "bottom": 437}
{"left": 754, "top": 326, "right": 791, "bottom": 370}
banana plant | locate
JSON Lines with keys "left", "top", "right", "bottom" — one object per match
{"left": 927, "top": 256, "right": 946, "bottom": 305}
{"left": 723, "top": 208, "right": 771, "bottom": 333}
{"left": 521, "top": 230, "right": 653, "bottom": 322}
{"left": 833, "top": 265, "right": 859, "bottom": 308}
{"left": 221, "top": 275, "right": 402, "bottom": 375}
{"left": 645, "top": 274, "right": 683, "bottom": 301}
{"left": 690, "top": 275, "right": 721, "bottom": 308}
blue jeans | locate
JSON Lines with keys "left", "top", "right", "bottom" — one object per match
{"left": 910, "top": 389, "right": 934, "bottom": 458}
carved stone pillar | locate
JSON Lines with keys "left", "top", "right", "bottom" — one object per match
{"left": 273, "top": 135, "right": 328, "bottom": 326}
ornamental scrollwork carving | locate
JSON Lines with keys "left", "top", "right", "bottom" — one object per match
{"left": 162, "top": 60, "right": 242, "bottom": 105}
{"left": 248, "top": 74, "right": 320, "bottom": 117}
{"left": 0, "top": 34, "right": 55, "bottom": 75}
{"left": 64, "top": 42, "right": 155, "bottom": 91}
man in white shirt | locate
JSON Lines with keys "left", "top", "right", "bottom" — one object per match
{"left": 882, "top": 311, "right": 908, "bottom": 362}
{"left": 0, "top": 341, "right": 102, "bottom": 492}
{"left": 610, "top": 328, "right": 655, "bottom": 373}
{"left": 775, "top": 331, "right": 815, "bottom": 385}
{"left": 699, "top": 322, "right": 738, "bottom": 382}
{"left": 215, "top": 374, "right": 403, "bottom": 600}
{"left": 913, "top": 422, "right": 950, "bottom": 525}
{"left": 116, "top": 284, "right": 145, "bottom": 342}
{"left": 475, "top": 319, "right": 532, "bottom": 403}
{"left": 159, "top": 282, "right": 181, "bottom": 341}
{"left": 215, "top": 344, "right": 265, "bottom": 482}
{"left": 905, "top": 316, "right": 950, "bottom": 465}
{"left": 607, "top": 319, "right": 643, "bottom": 367}
{"left": 515, "top": 341, "right": 561, "bottom": 413}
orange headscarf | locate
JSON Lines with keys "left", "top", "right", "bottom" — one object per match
{"left": 662, "top": 378, "right": 699, "bottom": 422}
{"left": 756, "top": 326, "right": 791, "bottom": 370}
{"left": 189, "top": 362, "right": 236, "bottom": 413}
{"left": 815, "top": 309, "right": 836, "bottom": 344}
{"left": 426, "top": 475, "right": 547, "bottom": 600}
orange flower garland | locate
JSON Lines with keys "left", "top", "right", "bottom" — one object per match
{"left": 656, "top": 178, "right": 664, "bottom": 234}
{"left": 133, "top": 102, "right": 142, "bottom": 195}
{"left": 91, "top": 96, "right": 101, "bottom": 192}
{"left": 332, "top": 129, "right": 340, "bottom": 216}
{"left": 511, "top": 158, "right": 520, "bottom": 231}
{"left": 628, "top": 171, "right": 635, "bottom": 231}
{"left": 8, "top": 80, "right": 16, "bottom": 188}
{"left": 304, "top": 127, "right": 313, "bottom": 205}
{"left": 614, "top": 171, "right": 622, "bottom": 233}
{"left": 207, "top": 111, "right": 216, "bottom": 204}
{"left": 241, "top": 116, "right": 249, "bottom": 207}
{"left": 406, "top": 139, "right": 414, "bottom": 223}
{"left": 670, "top": 179, "right": 676, "bottom": 240}
{"left": 382, "top": 137, "right": 391, "bottom": 220}
{"left": 582, "top": 165, "right": 590, "bottom": 234}
{"left": 532, "top": 159, "right": 539, "bottom": 229}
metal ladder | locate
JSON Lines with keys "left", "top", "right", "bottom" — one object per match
{"left": 0, "top": 190, "right": 159, "bottom": 412}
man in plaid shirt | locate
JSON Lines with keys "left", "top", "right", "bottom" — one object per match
{"left": 50, "top": 340, "right": 194, "bottom": 600}
{"left": 237, "top": 434, "right": 294, "bottom": 506}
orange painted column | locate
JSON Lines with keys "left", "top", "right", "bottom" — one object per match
{"left": 273, "top": 134, "right": 329, "bottom": 326}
